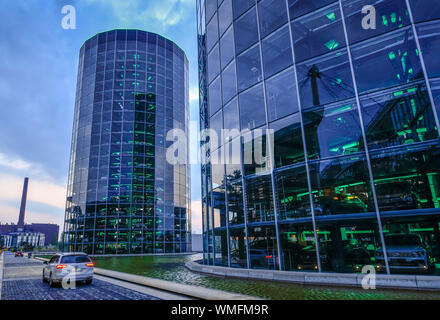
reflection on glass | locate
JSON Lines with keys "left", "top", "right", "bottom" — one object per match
{"left": 258, "top": 0, "right": 288, "bottom": 38}
{"left": 245, "top": 174, "right": 275, "bottom": 223}
{"left": 262, "top": 25, "right": 293, "bottom": 79}
{"left": 239, "top": 83, "right": 266, "bottom": 130}
{"left": 275, "top": 166, "right": 310, "bottom": 220}
{"left": 234, "top": 7, "right": 258, "bottom": 54}
{"left": 270, "top": 113, "right": 304, "bottom": 168}
{"left": 292, "top": 3, "right": 345, "bottom": 63}
{"left": 266, "top": 68, "right": 299, "bottom": 122}
{"left": 351, "top": 29, "right": 423, "bottom": 94}
{"left": 228, "top": 181, "right": 244, "bottom": 225}
{"left": 361, "top": 82, "right": 438, "bottom": 150}
{"left": 417, "top": 21, "right": 440, "bottom": 79}
{"left": 229, "top": 227, "right": 247, "bottom": 267}
{"left": 288, "top": 0, "right": 337, "bottom": 19}
{"left": 370, "top": 142, "right": 440, "bottom": 212}
{"left": 236, "top": 45, "right": 263, "bottom": 92}
{"left": 248, "top": 225, "right": 278, "bottom": 269}
{"left": 309, "top": 155, "right": 374, "bottom": 216}
{"left": 280, "top": 223, "right": 318, "bottom": 271}
{"left": 222, "top": 61, "right": 237, "bottom": 104}
{"left": 297, "top": 49, "right": 354, "bottom": 110}
{"left": 303, "top": 100, "right": 364, "bottom": 159}
{"left": 343, "top": 0, "right": 410, "bottom": 44}
{"left": 317, "top": 219, "right": 382, "bottom": 273}
{"left": 213, "top": 186, "right": 227, "bottom": 228}
{"left": 214, "top": 228, "right": 228, "bottom": 266}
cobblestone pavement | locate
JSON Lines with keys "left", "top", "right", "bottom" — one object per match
{"left": 0, "top": 252, "right": 161, "bottom": 300}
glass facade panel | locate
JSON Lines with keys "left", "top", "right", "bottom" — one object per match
{"left": 229, "top": 227, "right": 247, "bottom": 267}
{"left": 270, "top": 113, "right": 304, "bottom": 168}
{"left": 297, "top": 49, "right": 354, "bottom": 110}
{"left": 198, "top": 0, "right": 440, "bottom": 275}
{"left": 342, "top": 0, "right": 410, "bottom": 44}
{"left": 275, "top": 166, "right": 311, "bottom": 220}
{"left": 261, "top": 25, "right": 293, "bottom": 79}
{"left": 234, "top": 7, "right": 258, "bottom": 54}
{"left": 351, "top": 29, "right": 423, "bottom": 94}
{"left": 280, "top": 223, "right": 318, "bottom": 271}
{"left": 417, "top": 21, "right": 440, "bottom": 79}
{"left": 236, "top": 45, "right": 262, "bottom": 92}
{"left": 265, "top": 68, "right": 298, "bottom": 122}
{"left": 245, "top": 174, "right": 275, "bottom": 223}
{"left": 303, "top": 100, "right": 364, "bottom": 160}
{"left": 309, "top": 155, "right": 375, "bottom": 216}
{"left": 361, "top": 83, "right": 438, "bottom": 150}
{"left": 208, "top": 44, "right": 220, "bottom": 84}
{"left": 248, "top": 225, "right": 278, "bottom": 269}
{"left": 292, "top": 3, "right": 345, "bottom": 63}
{"left": 258, "top": 0, "right": 288, "bottom": 38}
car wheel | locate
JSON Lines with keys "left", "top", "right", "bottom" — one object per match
{"left": 85, "top": 279, "right": 92, "bottom": 285}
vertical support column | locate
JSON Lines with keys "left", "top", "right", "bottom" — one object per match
{"left": 284, "top": 0, "right": 322, "bottom": 272}
{"left": 338, "top": 0, "right": 390, "bottom": 274}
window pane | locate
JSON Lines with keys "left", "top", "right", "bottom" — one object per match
{"left": 219, "top": 0, "right": 233, "bottom": 36}
{"left": 297, "top": 49, "right": 354, "bottom": 110}
{"left": 222, "top": 61, "right": 237, "bottom": 104}
{"left": 292, "top": 3, "right": 345, "bottom": 63}
{"left": 360, "top": 83, "right": 438, "bottom": 150}
{"left": 239, "top": 83, "right": 266, "bottom": 130}
{"left": 211, "top": 153, "right": 225, "bottom": 188}
{"left": 228, "top": 182, "right": 244, "bottom": 225}
{"left": 303, "top": 100, "right": 364, "bottom": 160}
{"left": 207, "top": 12, "right": 219, "bottom": 52}
{"left": 258, "top": 0, "right": 288, "bottom": 38}
{"left": 417, "top": 21, "right": 440, "bottom": 79}
{"left": 270, "top": 113, "right": 305, "bottom": 168}
{"left": 208, "top": 77, "right": 222, "bottom": 116}
{"left": 288, "top": 0, "right": 337, "bottom": 19}
{"left": 208, "top": 44, "right": 220, "bottom": 84}
{"left": 214, "top": 228, "right": 228, "bottom": 266}
{"left": 229, "top": 227, "right": 247, "bottom": 267}
{"left": 370, "top": 142, "right": 440, "bottom": 212}
{"left": 210, "top": 110, "right": 223, "bottom": 149}
{"left": 236, "top": 44, "right": 263, "bottom": 92}
{"left": 342, "top": 0, "right": 410, "bottom": 44}
{"left": 317, "top": 219, "right": 383, "bottom": 273}
{"left": 309, "top": 154, "right": 375, "bottom": 216}
{"left": 265, "top": 68, "right": 298, "bottom": 122}
{"left": 248, "top": 225, "right": 278, "bottom": 269}
{"left": 206, "top": 0, "right": 218, "bottom": 22}
{"left": 351, "top": 29, "right": 423, "bottom": 94}
{"left": 232, "top": 0, "right": 255, "bottom": 19}
{"left": 431, "top": 79, "right": 440, "bottom": 121}
{"left": 243, "top": 128, "right": 270, "bottom": 175}
{"left": 275, "top": 166, "right": 311, "bottom": 220}
{"left": 225, "top": 137, "right": 242, "bottom": 180}
{"left": 261, "top": 25, "right": 293, "bottom": 79}
{"left": 220, "top": 27, "right": 235, "bottom": 69}
{"left": 409, "top": 0, "right": 440, "bottom": 23}
{"left": 223, "top": 98, "right": 240, "bottom": 133}
{"left": 234, "top": 7, "right": 259, "bottom": 54}
{"left": 380, "top": 216, "right": 440, "bottom": 275}
{"left": 280, "top": 223, "right": 318, "bottom": 271}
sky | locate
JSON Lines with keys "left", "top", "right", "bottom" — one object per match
{"left": 0, "top": 0, "right": 202, "bottom": 234}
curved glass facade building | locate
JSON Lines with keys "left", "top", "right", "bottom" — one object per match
{"left": 197, "top": 0, "right": 440, "bottom": 274}
{"left": 63, "top": 30, "right": 191, "bottom": 254}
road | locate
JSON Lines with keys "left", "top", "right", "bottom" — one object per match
{"left": 0, "top": 252, "right": 186, "bottom": 300}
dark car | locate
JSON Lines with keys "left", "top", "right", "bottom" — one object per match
{"left": 375, "top": 181, "right": 419, "bottom": 211}
{"left": 15, "top": 251, "right": 24, "bottom": 257}
{"left": 375, "top": 233, "right": 432, "bottom": 274}
{"left": 294, "top": 195, "right": 367, "bottom": 217}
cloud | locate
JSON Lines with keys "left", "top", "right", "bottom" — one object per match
{"left": 191, "top": 199, "right": 203, "bottom": 234}
{"left": 83, "top": 0, "right": 194, "bottom": 31}
{"left": 0, "top": 173, "right": 66, "bottom": 210}
{"left": 189, "top": 86, "right": 199, "bottom": 103}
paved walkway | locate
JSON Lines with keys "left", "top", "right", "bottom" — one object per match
{"left": 0, "top": 252, "right": 163, "bottom": 300}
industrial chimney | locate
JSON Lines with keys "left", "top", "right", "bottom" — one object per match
{"left": 17, "top": 177, "right": 29, "bottom": 231}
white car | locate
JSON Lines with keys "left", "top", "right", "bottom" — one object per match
{"left": 42, "top": 252, "right": 94, "bottom": 287}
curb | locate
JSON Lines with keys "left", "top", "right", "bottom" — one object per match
{"left": 185, "top": 260, "right": 440, "bottom": 291}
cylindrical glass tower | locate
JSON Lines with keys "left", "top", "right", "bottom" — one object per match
{"left": 63, "top": 29, "right": 191, "bottom": 255}
{"left": 197, "top": 0, "right": 440, "bottom": 275}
